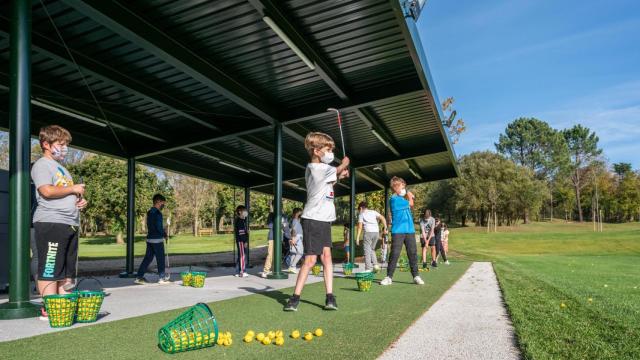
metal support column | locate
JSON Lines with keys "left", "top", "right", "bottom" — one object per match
{"left": 384, "top": 187, "right": 390, "bottom": 223}
{"left": 349, "top": 167, "right": 356, "bottom": 266}
{"left": 244, "top": 186, "right": 252, "bottom": 268}
{"left": 119, "top": 158, "right": 136, "bottom": 278}
{"left": 0, "top": 0, "right": 38, "bottom": 319}
{"left": 268, "top": 124, "right": 287, "bottom": 279}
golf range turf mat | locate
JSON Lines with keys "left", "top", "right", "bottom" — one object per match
{"left": 0, "top": 262, "right": 469, "bottom": 360}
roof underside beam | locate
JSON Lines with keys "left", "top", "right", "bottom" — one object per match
{"left": 133, "top": 86, "right": 425, "bottom": 159}
{"left": 62, "top": 0, "right": 280, "bottom": 124}
{"left": 248, "top": 0, "right": 403, "bottom": 158}
{"left": 0, "top": 72, "right": 166, "bottom": 143}
{"left": 0, "top": 19, "right": 223, "bottom": 132}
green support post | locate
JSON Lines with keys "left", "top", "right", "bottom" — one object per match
{"left": 349, "top": 167, "right": 356, "bottom": 267}
{"left": 268, "top": 124, "right": 287, "bottom": 279}
{"left": 0, "top": 0, "right": 39, "bottom": 319}
{"left": 384, "top": 187, "right": 390, "bottom": 224}
{"left": 119, "top": 158, "right": 136, "bottom": 278}
{"left": 244, "top": 186, "right": 252, "bottom": 268}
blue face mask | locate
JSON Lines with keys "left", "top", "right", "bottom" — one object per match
{"left": 51, "top": 145, "right": 69, "bottom": 161}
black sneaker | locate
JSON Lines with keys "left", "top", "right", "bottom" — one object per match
{"left": 431, "top": 261, "right": 438, "bottom": 268}
{"left": 324, "top": 294, "right": 338, "bottom": 310}
{"left": 284, "top": 296, "right": 300, "bottom": 312}
{"left": 422, "top": 262, "right": 428, "bottom": 269}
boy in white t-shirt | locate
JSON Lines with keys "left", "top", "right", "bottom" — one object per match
{"left": 284, "top": 132, "right": 350, "bottom": 312}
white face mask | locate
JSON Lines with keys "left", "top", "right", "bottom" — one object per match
{"left": 51, "top": 145, "right": 68, "bottom": 161}
{"left": 399, "top": 188, "right": 407, "bottom": 197}
{"left": 241, "top": 210, "right": 248, "bottom": 218}
{"left": 320, "top": 151, "right": 334, "bottom": 164}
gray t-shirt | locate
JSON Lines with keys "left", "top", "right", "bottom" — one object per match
{"left": 31, "top": 157, "right": 79, "bottom": 226}
{"left": 420, "top": 217, "right": 435, "bottom": 238}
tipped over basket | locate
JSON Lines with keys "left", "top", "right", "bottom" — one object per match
{"left": 158, "top": 303, "right": 219, "bottom": 354}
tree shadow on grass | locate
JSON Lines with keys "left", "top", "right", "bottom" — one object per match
{"left": 237, "top": 286, "right": 324, "bottom": 310}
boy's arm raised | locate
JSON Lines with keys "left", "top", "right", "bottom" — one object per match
{"left": 335, "top": 156, "right": 350, "bottom": 175}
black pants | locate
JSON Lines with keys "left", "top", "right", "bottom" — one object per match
{"left": 435, "top": 238, "right": 447, "bottom": 262}
{"left": 387, "top": 233, "right": 419, "bottom": 278}
{"left": 236, "top": 241, "right": 248, "bottom": 274}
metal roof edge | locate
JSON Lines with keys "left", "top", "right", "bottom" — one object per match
{"left": 390, "top": 0, "right": 460, "bottom": 178}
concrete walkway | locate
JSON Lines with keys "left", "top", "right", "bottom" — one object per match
{"left": 0, "top": 263, "right": 331, "bottom": 343}
{"left": 378, "top": 262, "right": 521, "bottom": 360}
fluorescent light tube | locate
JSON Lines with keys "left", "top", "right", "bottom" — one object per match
{"left": 31, "top": 98, "right": 107, "bottom": 127}
{"left": 219, "top": 161, "right": 251, "bottom": 173}
{"left": 263, "top": 16, "right": 316, "bottom": 70}
{"left": 409, "top": 167, "right": 422, "bottom": 180}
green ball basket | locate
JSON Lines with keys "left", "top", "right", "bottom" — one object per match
{"left": 43, "top": 293, "right": 78, "bottom": 328}
{"left": 355, "top": 272, "right": 375, "bottom": 292}
{"left": 191, "top": 272, "right": 207, "bottom": 288}
{"left": 74, "top": 278, "right": 105, "bottom": 323}
{"left": 311, "top": 264, "right": 322, "bottom": 276}
{"left": 158, "top": 303, "right": 219, "bottom": 354}
{"left": 180, "top": 272, "right": 193, "bottom": 286}
{"left": 343, "top": 263, "right": 353, "bottom": 276}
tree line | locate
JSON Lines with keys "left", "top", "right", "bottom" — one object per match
{"left": 420, "top": 118, "right": 640, "bottom": 226}
{"left": 1, "top": 115, "right": 637, "bottom": 240}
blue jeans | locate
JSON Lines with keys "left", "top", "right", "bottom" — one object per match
{"left": 136, "top": 242, "right": 165, "bottom": 278}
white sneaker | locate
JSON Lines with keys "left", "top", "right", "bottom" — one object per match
{"left": 414, "top": 276, "right": 424, "bottom": 285}
{"left": 260, "top": 271, "right": 272, "bottom": 278}
{"left": 380, "top": 277, "right": 393, "bottom": 286}
{"left": 234, "top": 274, "right": 241, "bottom": 277}
{"left": 158, "top": 278, "right": 172, "bottom": 285}
{"left": 445, "top": 260, "right": 451, "bottom": 265}
{"left": 287, "top": 267, "right": 298, "bottom": 274}
{"left": 241, "top": 272, "right": 249, "bottom": 278}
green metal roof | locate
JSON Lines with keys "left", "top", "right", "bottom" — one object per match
{"left": 0, "top": 0, "right": 457, "bottom": 202}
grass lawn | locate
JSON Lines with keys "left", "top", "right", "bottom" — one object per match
{"left": 453, "top": 221, "right": 640, "bottom": 360}
{"left": 0, "top": 264, "right": 470, "bottom": 360}
{"left": 79, "top": 228, "right": 350, "bottom": 260}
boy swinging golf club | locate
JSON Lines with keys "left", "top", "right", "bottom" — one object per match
{"left": 284, "top": 132, "right": 350, "bottom": 311}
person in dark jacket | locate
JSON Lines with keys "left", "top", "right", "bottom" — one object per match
{"left": 135, "top": 194, "right": 170, "bottom": 284}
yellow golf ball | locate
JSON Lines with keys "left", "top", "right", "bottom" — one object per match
{"left": 246, "top": 330, "right": 255, "bottom": 338}
{"left": 314, "top": 328, "right": 323, "bottom": 337}
{"left": 256, "top": 333, "right": 265, "bottom": 341}
{"left": 291, "top": 330, "right": 300, "bottom": 339}
{"left": 304, "top": 332, "right": 313, "bottom": 341}
{"left": 262, "top": 337, "right": 271, "bottom": 345}
{"left": 275, "top": 337, "right": 285, "bottom": 346}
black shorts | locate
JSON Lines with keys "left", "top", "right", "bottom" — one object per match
{"left": 420, "top": 238, "right": 426, "bottom": 248}
{"left": 34, "top": 222, "right": 79, "bottom": 281}
{"left": 301, "top": 219, "right": 332, "bottom": 255}
{"left": 428, "top": 238, "right": 436, "bottom": 247}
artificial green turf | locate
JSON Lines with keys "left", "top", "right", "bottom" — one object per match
{"left": 453, "top": 221, "right": 640, "bottom": 360}
{"left": 0, "top": 263, "right": 469, "bottom": 360}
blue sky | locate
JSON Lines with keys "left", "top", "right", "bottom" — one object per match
{"left": 419, "top": 0, "right": 640, "bottom": 168}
